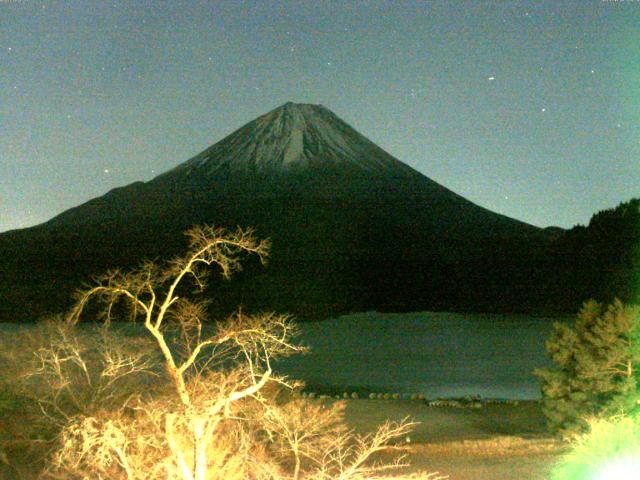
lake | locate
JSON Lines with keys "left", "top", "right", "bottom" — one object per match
{"left": 1, "top": 311, "right": 567, "bottom": 400}
{"left": 274, "top": 311, "right": 566, "bottom": 400}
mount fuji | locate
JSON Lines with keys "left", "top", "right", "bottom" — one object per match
{"left": 0, "top": 102, "right": 555, "bottom": 322}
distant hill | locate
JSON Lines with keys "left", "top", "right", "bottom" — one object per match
{"left": 0, "top": 103, "right": 635, "bottom": 322}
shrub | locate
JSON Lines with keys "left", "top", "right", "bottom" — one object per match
{"left": 0, "top": 319, "right": 162, "bottom": 475}
{"left": 535, "top": 299, "right": 640, "bottom": 436}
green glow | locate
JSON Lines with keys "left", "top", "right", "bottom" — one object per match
{"left": 612, "top": 14, "right": 640, "bottom": 302}
{"left": 594, "top": 456, "right": 640, "bottom": 480}
{"left": 551, "top": 415, "right": 640, "bottom": 480}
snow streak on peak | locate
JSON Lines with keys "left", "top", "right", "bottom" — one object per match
{"left": 169, "top": 102, "right": 409, "bottom": 177}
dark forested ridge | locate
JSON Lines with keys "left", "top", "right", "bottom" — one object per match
{"left": 541, "top": 198, "right": 640, "bottom": 310}
{"left": 1, "top": 190, "right": 636, "bottom": 323}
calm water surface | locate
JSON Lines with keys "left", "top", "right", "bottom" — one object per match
{"left": 2, "top": 311, "right": 566, "bottom": 400}
{"left": 274, "top": 311, "right": 566, "bottom": 399}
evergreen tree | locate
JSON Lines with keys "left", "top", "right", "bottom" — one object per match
{"left": 535, "top": 299, "right": 640, "bottom": 436}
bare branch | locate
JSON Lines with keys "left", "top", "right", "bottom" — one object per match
{"left": 31, "top": 224, "right": 442, "bottom": 479}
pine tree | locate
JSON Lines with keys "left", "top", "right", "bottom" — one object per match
{"left": 535, "top": 299, "right": 640, "bottom": 436}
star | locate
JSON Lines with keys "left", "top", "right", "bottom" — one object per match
{"left": 541, "top": 107, "right": 546, "bottom": 112}
{"left": 104, "top": 169, "right": 110, "bottom": 174}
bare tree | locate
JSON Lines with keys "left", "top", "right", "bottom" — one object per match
{"left": 68, "top": 225, "right": 278, "bottom": 407}
{"left": 29, "top": 225, "right": 446, "bottom": 479}
{"left": 28, "top": 320, "right": 158, "bottom": 424}
{"left": 62, "top": 226, "right": 304, "bottom": 478}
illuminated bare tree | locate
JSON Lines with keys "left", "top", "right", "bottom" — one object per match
{"left": 33, "top": 225, "right": 444, "bottom": 480}
{"left": 68, "top": 225, "right": 281, "bottom": 406}
{"left": 62, "top": 226, "right": 299, "bottom": 477}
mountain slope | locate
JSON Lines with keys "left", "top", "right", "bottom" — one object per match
{"left": 166, "top": 101, "right": 408, "bottom": 175}
{"left": 1, "top": 102, "right": 553, "bottom": 322}
{"left": 45, "top": 103, "right": 539, "bottom": 235}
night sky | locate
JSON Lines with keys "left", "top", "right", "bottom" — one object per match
{"left": 1, "top": 0, "right": 638, "bottom": 233}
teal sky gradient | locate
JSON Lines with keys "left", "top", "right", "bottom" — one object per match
{"left": 1, "top": 0, "right": 638, "bottom": 232}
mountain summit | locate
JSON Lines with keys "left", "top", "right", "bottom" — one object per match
{"left": 0, "top": 103, "right": 554, "bottom": 321}
{"left": 166, "top": 102, "right": 408, "bottom": 177}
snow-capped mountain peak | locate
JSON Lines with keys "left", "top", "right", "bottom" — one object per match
{"left": 168, "top": 102, "right": 405, "bottom": 177}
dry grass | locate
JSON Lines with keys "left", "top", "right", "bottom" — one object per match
{"left": 409, "top": 436, "right": 563, "bottom": 457}
{"left": 327, "top": 397, "right": 567, "bottom": 480}
{"left": 370, "top": 436, "right": 565, "bottom": 480}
